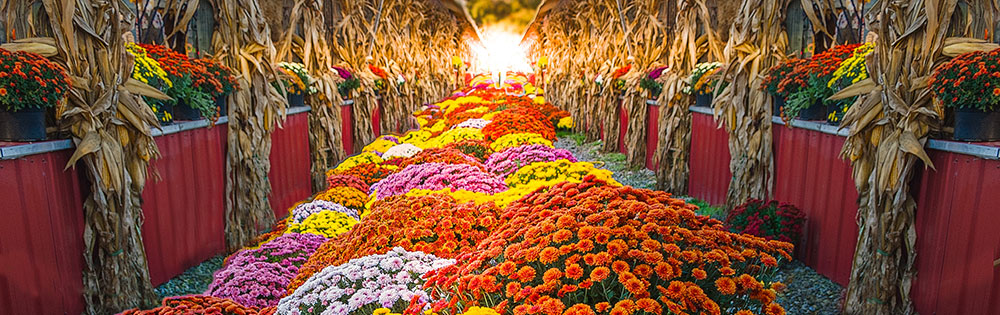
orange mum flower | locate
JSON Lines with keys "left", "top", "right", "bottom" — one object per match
{"left": 715, "top": 277, "right": 737, "bottom": 295}
{"left": 589, "top": 267, "right": 610, "bottom": 282}
{"left": 611, "top": 260, "right": 630, "bottom": 274}
{"left": 692, "top": 268, "right": 707, "bottom": 280}
{"left": 565, "top": 264, "right": 584, "bottom": 280}
{"left": 595, "top": 302, "right": 611, "bottom": 313}
{"left": 539, "top": 247, "right": 560, "bottom": 264}
{"left": 765, "top": 303, "right": 786, "bottom": 315}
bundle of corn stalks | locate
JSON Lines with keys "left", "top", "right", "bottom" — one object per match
{"left": 210, "top": 0, "right": 288, "bottom": 251}
{"left": 3, "top": 0, "right": 166, "bottom": 312}
{"left": 525, "top": 0, "right": 668, "bottom": 167}
{"left": 323, "top": 0, "right": 476, "bottom": 153}
{"left": 272, "top": 0, "right": 348, "bottom": 191}
{"left": 835, "top": 1, "right": 997, "bottom": 313}
{"left": 713, "top": 0, "right": 792, "bottom": 207}
{"left": 653, "top": 0, "right": 725, "bottom": 193}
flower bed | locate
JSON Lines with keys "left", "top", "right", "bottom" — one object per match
{"left": 126, "top": 72, "right": 792, "bottom": 315}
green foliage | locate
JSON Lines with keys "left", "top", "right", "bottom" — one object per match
{"left": 688, "top": 198, "right": 727, "bottom": 221}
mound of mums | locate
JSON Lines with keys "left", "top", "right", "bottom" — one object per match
{"left": 121, "top": 73, "right": 790, "bottom": 315}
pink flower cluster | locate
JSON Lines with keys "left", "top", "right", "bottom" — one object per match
{"left": 206, "top": 233, "right": 328, "bottom": 307}
{"left": 370, "top": 162, "right": 507, "bottom": 199}
{"left": 484, "top": 144, "right": 578, "bottom": 177}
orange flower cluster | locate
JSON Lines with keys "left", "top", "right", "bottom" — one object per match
{"left": 424, "top": 177, "right": 792, "bottom": 315}
{"left": 0, "top": 48, "right": 71, "bottom": 111}
{"left": 140, "top": 44, "right": 224, "bottom": 94}
{"left": 326, "top": 174, "right": 370, "bottom": 193}
{"left": 118, "top": 295, "right": 275, "bottom": 315}
{"left": 482, "top": 108, "right": 556, "bottom": 142}
{"left": 314, "top": 186, "right": 369, "bottom": 210}
{"left": 777, "top": 44, "right": 860, "bottom": 95}
{"left": 192, "top": 58, "right": 240, "bottom": 96}
{"left": 397, "top": 147, "right": 486, "bottom": 171}
{"left": 332, "top": 162, "right": 397, "bottom": 186}
{"left": 287, "top": 194, "right": 503, "bottom": 292}
{"left": 929, "top": 48, "right": 1000, "bottom": 111}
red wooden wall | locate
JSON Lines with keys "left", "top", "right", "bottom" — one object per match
{"left": 0, "top": 149, "right": 86, "bottom": 314}
{"left": 773, "top": 124, "right": 858, "bottom": 285}
{"left": 688, "top": 112, "right": 731, "bottom": 205}
{"left": 0, "top": 111, "right": 313, "bottom": 313}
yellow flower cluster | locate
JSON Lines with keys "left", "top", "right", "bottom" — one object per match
{"left": 315, "top": 187, "right": 371, "bottom": 210}
{"left": 334, "top": 152, "right": 384, "bottom": 172}
{"left": 286, "top": 210, "right": 358, "bottom": 238}
{"left": 557, "top": 116, "right": 574, "bottom": 129}
{"left": 425, "top": 127, "right": 484, "bottom": 147}
{"left": 404, "top": 188, "right": 493, "bottom": 205}
{"left": 506, "top": 160, "right": 620, "bottom": 189}
{"left": 363, "top": 138, "right": 398, "bottom": 154}
{"left": 828, "top": 42, "right": 875, "bottom": 88}
{"left": 490, "top": 133, "right": 553, "bottom": 152}
{"left": 125, "top": 42, "right": 172, "bottom": 88}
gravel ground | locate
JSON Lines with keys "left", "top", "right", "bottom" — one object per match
{"left": 154, "top": 255, "right": 225, "bottom": 299}
{"left": 555, "top": 134, "right": 844, "bottom": 315}
{"left": 553, "top": 135, "right": 657, "bottom": 189}
{"left": 774, "top": 261, "right": 845, "bottom": 315}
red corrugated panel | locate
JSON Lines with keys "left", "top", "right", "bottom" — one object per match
{"left": 645, "top": 104, "right": 660, "bottom": 170}
{"left": 269, "top": 112, "right": 313, "bottom": 218}
{"left": 688, "top": 111, "right": 731, "bottom": 205}
{"left": 0, "top": 150, "right": 86, "bottom": 314}
{"left": 912, "top": 150, "right": 1000, "bottom": 315}
{"left": 142, "top": 125, "right": 228, "bottom": 285}
{"left": 772, "top": 124, "right": 858, "bottom": 286}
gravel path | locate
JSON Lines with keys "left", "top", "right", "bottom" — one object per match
{"left": 554, "top": 134, "right": 845, "bottom": 315}
{"left": 553, "top": 135, "right": 657, "bottom": 189}
{"left": 154, "top": 255, "right": 225, "bottom": 299}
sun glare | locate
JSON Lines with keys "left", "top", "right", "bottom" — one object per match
{"left": 471, "top": 25, "right": 533, "bottom": 74}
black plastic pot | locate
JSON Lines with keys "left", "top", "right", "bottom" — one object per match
{"left": 797, "top": 101, "right": 828, "bottom": 121}
{"left": 695, "top": 93, "right": 712, "bottom": 108}
{"left": 215, "top": 96, "right": 228, "bottom": 117}
{"left": 173, "top": 100, "right": 203, "bottom": 121}
{"left": 954, "top": 107, "right": 1000, "bottom": 141}
{"left": 0, "top": 107, "right": 46, "bottom": 142}
{"left": 773, "top": 97, "right": 785, "bottom": 116}
{"left": 288, "top": 92, "right": 305, "bottom": 108}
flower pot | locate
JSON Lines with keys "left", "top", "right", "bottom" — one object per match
{"left": 954, "top": 107, "right": 1000, "bottom": 141}
{"left": 173, "top": 100, "right": 203, "bottom": 121}
{"left": 288, "top": 92, "right": 305, "bottom": 108}
{"left": 0, "top": 107, "right": 46, "bottom": 142}
{"left": 826, "top": 104, "right": 843, "bottom": 125}
{"left": 773, "top": 97, "right": 785, "bottom": 116}
{"left": 695, "top": 93, "right": 712, "bottom": 108}
{"left": 797, "top": 101, "right": 827, "bottom": 121}
{"left": 215, "top": 96, "right": 228, "bottom": 117}
{"left": 160, "top": 102, "right": 175, "bottom": 125}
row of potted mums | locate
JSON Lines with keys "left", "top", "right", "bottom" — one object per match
{"left": 0, "top": 43, "right": 334, "bottom": 142}
{"left": 676, "top": 42, "right": 1000, "bottom": 142}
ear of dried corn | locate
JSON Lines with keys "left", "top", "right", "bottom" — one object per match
{"left": 838, "top": 1, "right": 996, "bottom": 313}
{"left": 10, "top": 0, "right": 163, "bottom": 313}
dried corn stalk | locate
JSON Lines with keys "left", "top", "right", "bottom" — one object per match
{"left": 654, "top": 0, "right": 725, "bottom": 193}
{"left": 324, "top": 0, "right": 476, "bottom": 153}
{"left": 211, "top": 0, "right": 287, "bottom": 251}
{"left": 838, "top": 1, "right": 996, "bottom": 313}
{"left": 525, "top": 0, "right": 668, "bottom": 167}
{"left": 274, "top": 0, "right": 347, "bottom": 191}
{"left": 714, "top": 0, "right": 791, "bottom": 207}
{"left": 9, "top": 0, "right": 164, "bottom": 312}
